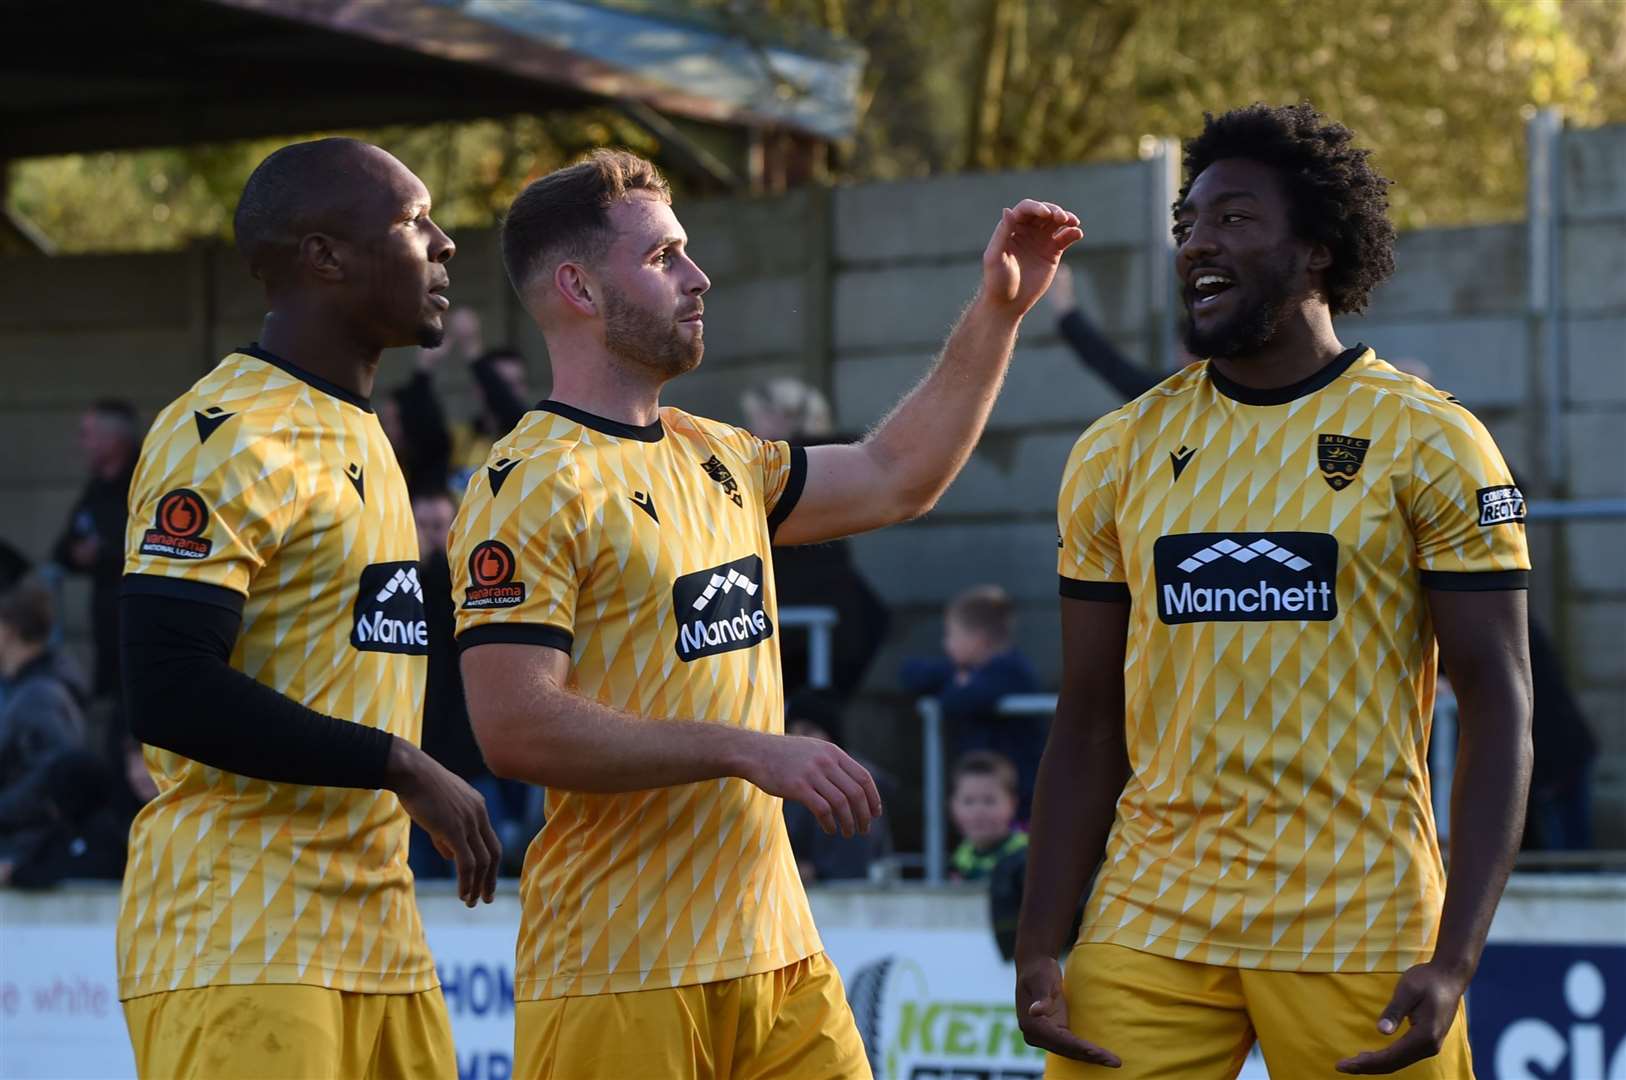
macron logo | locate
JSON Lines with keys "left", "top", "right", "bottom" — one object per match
{"left": 691, "top": 567, "right": 759, "bottom": 611}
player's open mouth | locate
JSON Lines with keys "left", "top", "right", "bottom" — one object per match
{"left": 1192, "top": 272, "right": 1235, "bottom": 306}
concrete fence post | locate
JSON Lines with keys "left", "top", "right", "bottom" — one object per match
{"left": 1143, "top": 137, "right": 1181, "bottom": 372}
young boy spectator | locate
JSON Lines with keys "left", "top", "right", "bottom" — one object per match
{"left": 782, "top": 688, "right": 893, "bottom": 885}
{"left": 902, "top": 584, "right": 1042, "bottom": 812}
{"left": 948, "top": 750, "right": 1027, "bottom": 882}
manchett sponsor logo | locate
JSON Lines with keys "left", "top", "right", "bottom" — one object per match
{"left": 672, "top": 555, "right": 773, "bottom": 661}
{"left": 352, "top": 561, "right": 430, "bottom": 654}
{"left": 1155, "top": 533, "right": 1339, "bottom": 624}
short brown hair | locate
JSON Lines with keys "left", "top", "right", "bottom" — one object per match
{"left": 501, "top": 149, "right": 672, "bottom": 291}
{"left": 0, "top": 575, "right": 54, "bottom": 645}
{"left": 947, "top": 584, "right": 1015, "bottom": 644}
{"left": 951, "top": 750, "right": 1018, "bottom": 799}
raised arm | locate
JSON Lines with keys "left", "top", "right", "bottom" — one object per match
{"left": 461, "top": 642, "right": 882, "bottom": 837}
{"left": 1338, "top": 587, "right": 1532, "bottom": 1075}
{"left": 1014, "top": 595, "right": 1130, "bottom": 1068}
{"left": 773, "top": 200, "right": 1082, "bottom": 546}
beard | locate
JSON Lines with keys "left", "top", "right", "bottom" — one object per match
{"left": 415, "top": 316, "right": 447, "bottom": 349}
{"left": 1180, "top": 258, "right": 1296, "bottom": 360}
{"left": 602, "top": 284, "right": 702, "bottom": 378}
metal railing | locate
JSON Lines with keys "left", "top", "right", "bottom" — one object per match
{"left": 1525, "top": 498, "right": 1626, "bottom": 521}
{"left": 778, "top": 606, "right": 838, "bottom": 690}
{"left": 919, "top": 685, "right": 1622, "bottom": 883}
{"left": 917, "top": 692, "right": 1059, "bottom": 885}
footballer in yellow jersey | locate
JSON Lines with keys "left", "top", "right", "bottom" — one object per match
{"left": 121, "top": 347, "right": 437, "bottom": 998}
{"left": 1019, "top": 106, "right": 1532, "bottom": 1080}
{"left": 117, "top": 139, "right": 497, "bottom": 1080}
{"left": 455, "top": 150, "right": 1082, "bottom": 1078}
{"left": 453, "top": 402, "right": 821, "bottom": 999}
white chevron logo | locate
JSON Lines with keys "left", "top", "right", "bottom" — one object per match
{"left": 375, "top": 566, "right": 424, "bottom": 603}
{"left": 1177, "top": 537, "right": 1312, "bottom": 575}
{"left": 691, "top": 568, "right": 759, "bottom": 611}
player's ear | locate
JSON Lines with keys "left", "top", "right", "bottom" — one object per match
{"left": 554, "top": 262, "right": 598, "bottom": 318}
{"left": 1307, "top": 241, "right": 1333, "bottom": 275}
{"left": 300, "top": 233, "right": 345, "bottom": 282}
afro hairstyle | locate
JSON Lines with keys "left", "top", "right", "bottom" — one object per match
{"left": 1178, "top": 102, "right": 1396, "bottom": 316}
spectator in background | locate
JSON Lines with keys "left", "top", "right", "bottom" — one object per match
{"left": 742, "top": 377, "right": 890, "bottom": 700}
{"left": 0, "top": 577, "right": 86, "bottom": 858}
{"left": 948, "top": 750, "right": 1027, "bottom": 882}
{"left": 1046, "top": 264, "right": 1166, "bottom": 400}
{"left": 0, "top": 749, "right": 128, "bottom": 888}
{"left": 902, "top": 584, "right": 1042, "bottom": 814}
{"left": 0, "top": 539, "right": 28, "bottom": 593}
{"left": 782, "top": 688, "right": 893, "bottom": 885}
{"left": 52, "top": 399, "right": 140, "bottom": 701}
{"left": 389, "top": 309, "right": 533, "bottom": 496}
{"left": 407, "top": 486, "right": 506, "bottom": 878}
{"left": 1525, "top": 618, "right": 1597, "bottom": 851}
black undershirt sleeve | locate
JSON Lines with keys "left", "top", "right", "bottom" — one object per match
{"left": 120, "top": 588, "right": 395, "bottom": 789}
{"left": 1057, "top": 310, "right": 1163, "bottom": 401}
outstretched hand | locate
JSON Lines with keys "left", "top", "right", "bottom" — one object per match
{"left": 982, "top": 200, "right": 1084, "bottom": 317}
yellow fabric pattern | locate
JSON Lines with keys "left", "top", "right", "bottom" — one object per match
{"left": 450, "top": 401, "right": 817, "bottom": 1000}
{"left": 118, "top": 349, "right": 434, "bottom": 999}
{"left": 1057, "top": 348, "right": 1530, "bottom": 973}
{"left": 122, "top": 984, "right": 455, "bottom": 1080}
{"left": 1047, "top": 942, "right": 1471, "bottom": 1079}
{"left": 513, "top": 952, "right": 869, "bottom": 1080}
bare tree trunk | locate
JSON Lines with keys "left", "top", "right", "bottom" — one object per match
{"left": 966, "top": 0, "right": 1018, "bottom": 170}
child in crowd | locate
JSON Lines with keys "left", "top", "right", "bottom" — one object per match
{"left": 948, "top": 750, "right": 1027, "bottom": 882}
{"left": 901, "top": 584, "right": 1042, "bottom": 813}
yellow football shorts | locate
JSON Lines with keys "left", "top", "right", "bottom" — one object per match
{"left": 1046, "top": 943, "right": 1473, "bottom": 1079}
{"left": 122, "top": 983, "right": 456, "bottom": 1079}
{"left": 514, "top": 951, "right": 871, "bottom": 1079}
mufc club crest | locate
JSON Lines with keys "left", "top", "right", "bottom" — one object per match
{"left": 1317, "top": 434, "right": 1370, "bottom": 491}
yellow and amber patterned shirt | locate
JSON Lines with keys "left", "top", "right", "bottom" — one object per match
{"left": 1057, "top": 347, "right": 1529, "bottom": 973}
{"left": 450, "top": 401, "right": 818, "bottom": 999}
{"left": 118, "top": 347, "right": 434, "bottom": 1000}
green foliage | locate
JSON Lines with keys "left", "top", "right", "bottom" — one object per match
{"left": 7, "top": 0, "right": 1623, "bottom": 250}
{"left": 746, "top": 0, "right": 1626, "bottom": 227}
{"left": 7, "top": 110, "right": 655, "bottom": 254}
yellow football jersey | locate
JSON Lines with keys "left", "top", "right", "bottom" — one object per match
{"left": 118, "top": 347, "right": 435, "bottom": 999}
{"left": 450, "top": 400, "right": 819, "bottom": 1000}
{"left": 1057, "top": 346, "right": 1529, "bottom": 973}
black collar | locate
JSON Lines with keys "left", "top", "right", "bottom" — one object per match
{"left": 537, "top": 400, "right": 664, "bottom": 442}
{"left": 1207, "top": 344, "right": 1366, "bottom": 406}
{"left": 240, "top": 344, "right": 373, "bottom": 412}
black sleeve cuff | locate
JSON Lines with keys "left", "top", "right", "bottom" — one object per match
{"left": 767, "top": 444, "right": 809, "bottom": 538}
{"left": 122, "top": 573, "right": 246, "bottom": 616}
{"left": 1420, "top": 569, "right": 1530, "bottom": 592}
{"left": 1059, "top": 577, "right": 1131, "bottom": 602}
{"left": 457, "top": 622, "right": 575, "bottom": 653}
